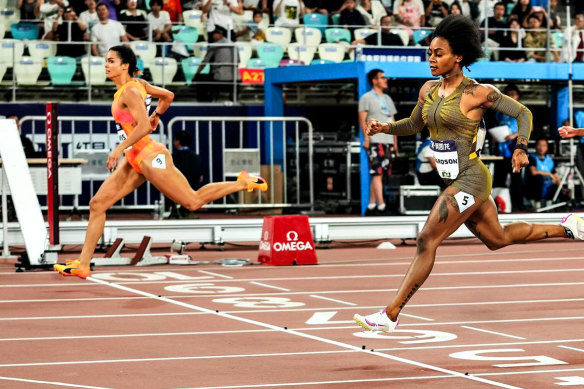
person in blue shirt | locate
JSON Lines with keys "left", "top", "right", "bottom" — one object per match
{"left": 526, "top": 138, "right": 564, "bottom": 203}
{"left": 493, "top": 83, "right": 525, "bottom": 210}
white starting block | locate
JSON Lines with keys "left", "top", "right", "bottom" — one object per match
{"left": 168, "top": 254, "right": 198, "bottom": 265}
{"left": 92, "top": 236, "right": 167, "bottom": 267}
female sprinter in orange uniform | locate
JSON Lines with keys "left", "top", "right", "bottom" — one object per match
{"left": 54, "top": 45, "right": 267, "bottom": 279}
{"left": 353, "top": 15, "right": 584, "bottom": 333}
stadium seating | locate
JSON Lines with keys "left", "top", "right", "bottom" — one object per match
{"left": 233, "top": 9, "right": 253, "bottom": 30}
{"left": 246, "top": 58, "right": 267, "bottom": 69}
{"left": 392, "top": 28, "right": 409, "bottom": 46}
{"left": 303, "top": 13, "right": 327, "bottom": 34}
{"left": 413, "top": 29, "right": 431, "bottom": 45}
{"left": 318, "top": 43, "right": 345, "bottom": 63}
{"left": 0, "top": 62, "right": 6, "bottom": 82}
{"left": 150, "top": 57, "right": 177, "bottom": 85}
{"left": 288, "top": 43, "right": 316, "bottom": 64}
{"left": 173, "top": 25, "right": 199, "bottom": 44}
{"left": 265, "top": 27, "right": 292, "bottom": 50}
{"left": 193, "top": 42, "right": 208, "bottom": 58}
{"left": 183, "top": 9, "right": 206, "bottom": 41}
{"left": 0, "top": 39, "right": 24, "bottom": 67}
{"left": 81, "top": 56, "right": 108, "bottom": 85}
{"left": 331, "top": 14, "right": 341, "bottom": 27}
{"left": 354, "top": 28, "right": 376, "bottom": 41}
{"left": 14, "top": 56, "right": 42, "bottom": 85}
{"left": 0, "top": 22, "right": 5, "bottom": 39}
{"left": 325, "top": 28, "right": 351, "bottom": 43}
{"left": 310, "top": 59, "right": 334, "bottom": 65}
{"left": 181, "top": 57, "right": 209, "bottom": 85}
{"left": 0, "top": 8, "right": 20, "bottom": 28}
{"left": 257, "top": 42, "right": 283, "bottom": 68}
{"left": 47, "top": 56, "right": 77, "bottom": 85}
{"left": 10, "top": 22, "right": 38, "bottom": 40}
{"left": 236, "top": 42, "right": 252, "bottom": 67}
{"left": 130, "top": 40, "right": 157, "bottom": 67}
{"left": 552, "top": 31, "right": 564, "bottom": 49}
{"left": 27, "top": 40, "right": 57, "bottom": 59}
{"left": 294, "top": 27, "right": 322, "bottom": 47}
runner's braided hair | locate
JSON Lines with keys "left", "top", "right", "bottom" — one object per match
{"left": 431, "top": 15, "right": 485, "bottom": 69}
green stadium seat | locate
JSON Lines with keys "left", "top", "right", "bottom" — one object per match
{"left": 47, "top": 56, "right": 77, "bottom": 85}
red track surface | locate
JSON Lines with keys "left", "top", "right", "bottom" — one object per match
{"left": 1, "top": 238, "right": 583, "bottom": 389}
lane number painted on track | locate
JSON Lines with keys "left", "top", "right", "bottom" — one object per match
{"left": 92, "top": 271, "right": 213, "bottom": 282}
{"left": 449, "top": 349, "right": 568, "bottom": 368}
{"left": 213, "top": 297, "right": 305, "bottom": 308}
{"left": 353, "top": 329, "right": 457, "bottom": 344}
{"left": 164, "top": 283, "right": 245, "bottom": 294}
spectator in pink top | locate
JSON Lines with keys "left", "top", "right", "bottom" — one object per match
{"left": 394, "top": 0, "right": 424, "bottom": 39}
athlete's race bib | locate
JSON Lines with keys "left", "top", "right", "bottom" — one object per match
{"left": 115, "top": 123, "right": 132, "bottom": 149}
{"left": 431, "top": 139, "right": 459, "bottom": 180}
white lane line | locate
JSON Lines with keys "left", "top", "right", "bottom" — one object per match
{"left": 198, "top": 271, "right": 233, "bottom": 279}
{"left": 461, "top": 326, "right": 526, "bottom": 340}
{"left": 250, "top": 282, "right": 290, "bottom": 292}
{"left": 4, "top": 281, "right": 584, "bottom": 304}
{"left": 173, "top": 374, "right": 455, "bottom": 389}
{"left": 309, "top": 294, "right": 356, "bottom": 306}
{"left": 399, "top": 313, "right": 434, "bottom": 322}
{"left": 558, "top": 345, "right": 584, "bottom": 353}
{"left": 6, "top": 266, "right": 584, "bottom": 288}
{"left": 0, "top": 376, "right": 112, "bottom": 389}
{"left": 81, "top": 276, "right": 520, "bottom": 389}
{"left": 0, "top": 297, "right": 148, "bottom": 303}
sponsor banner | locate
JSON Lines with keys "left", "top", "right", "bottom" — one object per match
{"left": 258, "top": 215, "right": 318, "bottom": 265}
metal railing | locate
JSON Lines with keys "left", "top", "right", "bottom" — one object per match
{"left": 167, "top": 116, "right": 314, "bottom": 210}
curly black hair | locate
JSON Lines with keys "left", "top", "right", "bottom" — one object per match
{"left": 431, "top": 15, "right": 485, "bottom": 68}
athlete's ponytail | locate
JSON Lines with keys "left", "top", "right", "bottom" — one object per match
{"left": 109, "top": 45, "right": 142, "bottom": 77}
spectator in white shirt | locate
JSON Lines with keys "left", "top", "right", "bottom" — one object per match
{"left": 147, "top": 0, "right": 173, "bottom": 43}
{"left": 91, "top": 3, "right": 128, "bottom": 57}
{"left": 40, "top": 0, "right": 69, "bottom": 40}
{"left": 80, "top": 0, "right": 99, "bottom": 40}
{"left": 273, "top": 0, "right": 304, "bottom": 28}
{"left": 202, "top": 0, "right": 243, "bottom": 42}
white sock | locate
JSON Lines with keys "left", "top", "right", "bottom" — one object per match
{"left": 367, "top": 203, "right": 376, "bottom": 210}
{"left": 377, "top": 203, "right": 386, "bottom": 211}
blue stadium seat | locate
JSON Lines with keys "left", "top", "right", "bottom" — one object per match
{"left": 413, "top": 29, "right": 431, "bottom": 45}
{"left": 10, "top": 23, "right": 38, "bottom": 40}
{"left": 303, "top": 13, "right": 328, "bottom": 34}
{"left": 181, "top": 57, "right": 209, "bottom": 84}
{"left": 246, "top": 58, "right": 267, "bottom": 69}
{"left": 324, "top": 28, "right": 351, "bottom": 43}
{"left": 173, "top": 26, "right": 199, "bottom": 44}
{"left": 47, "top": 56, "right": 77, "bottom": 85}
{"left": 310, "top": 59, "right": 334, "bottom": 65}
{"left": 257, "top": 42, "right": 283, "bottom": 68}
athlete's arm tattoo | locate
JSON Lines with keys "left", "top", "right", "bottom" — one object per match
{"left": 486, "top": 90, "right": 501, "bottom": 103}
{"left": 463, "top": 83, "right": 479, "bottom": 96}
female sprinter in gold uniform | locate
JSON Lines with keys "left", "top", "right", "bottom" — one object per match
{"left": 354, "top": 15, "right": 584, "bottom": 332}
{"left": 54, "top": 46, "right": 267, "bottom": 279}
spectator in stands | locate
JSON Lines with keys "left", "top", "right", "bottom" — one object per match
{"left": 304, "top": 0, "right": 328, "bottom": 15}
{"left": 524, "top": 13, "right": 560, "bottom": 62}
{"left": 80, "top": 0, "right": 99, "bottom": 40}
{"left": 476, "top": 0, "right": 498, "bottom": 23}
{"left": 480, "top": 1, "right": 506, "bottom": 60}
{"left": 98, "top": 0, "right": 121, "bottom": 20}
{"left": 425, "top": 0, "right": 448, "bottom": 28}
{"left": 340, "top": 0, "right": 366, "bottom": 39}
{"left": 273, "top": 0, "right": 304, "bottom": 28}
{"left": 493, "top": 84, "right": 524, "bottom": 211}
{"left": 448, "top": 1, "right": 462, "bottom": 15}
{"left": 163, "top": 0, "right": 183, "bottom": 22}
{"left": 358, "top": 68, "right": 398, "bottom": 216}
{"left": 91, "top": 3, "right": 128, "bottom": 57}
{"left": 352, "top": 15, "right": 403, "bottom": 46}
{"left": 499, "top": 17, "right": 526, "bottom": 62}
{"left": 119, "top": 0, "right": 149, "bottom": 41}
{"left": 358, "top": 0, "right": 388, "bottom": 26}
{"left": 549, "top": 0, "right": 561, "bottom": 30}
{"left": 202, "top": 0, "right": 243, "bottom": 42}
{"left": 242, "top": 0, "right": 261, "bottom": 10}
{"left": 510, "top": 0, "right": 532, "bottom": 28}
{"left": 235, "top": 10, "right": 266, "bottom": 42}
{"left": 17, "top": 0, "right": 42, "bottom": 21}
{"left": 52, "top": 7, "right": 88, "bottom": 58}
{"left": 194, "top": 25, "right": 239, "bottom": 101}
{"left": 328, "top": 0, "right": 348, "bottom": 15}
{"left": 168, "top": 130, "right": 203, "bottom": 218}
{"left": 453, "top": 0, "right": 480, "bottom": 21}
{"left": 40, "top": 0, "right": 69, "bottom": 40}
{"left": 525, "top": 138, "right": 567, "bottom": 206}
{"left": 562, "top": 13, "right": 584, "bottom": 63}
{"left": 148, "top": 0, "right": 173, "bottom": 45}
{"left": 416, "top": 131, "right": 446, "bottom": 188}
{"left": 393, "top": 0, "right": 424, "bottom": 40}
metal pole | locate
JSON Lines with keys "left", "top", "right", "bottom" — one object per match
{"left": 1, "top": 166, "right": 10, "bottom": 257}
